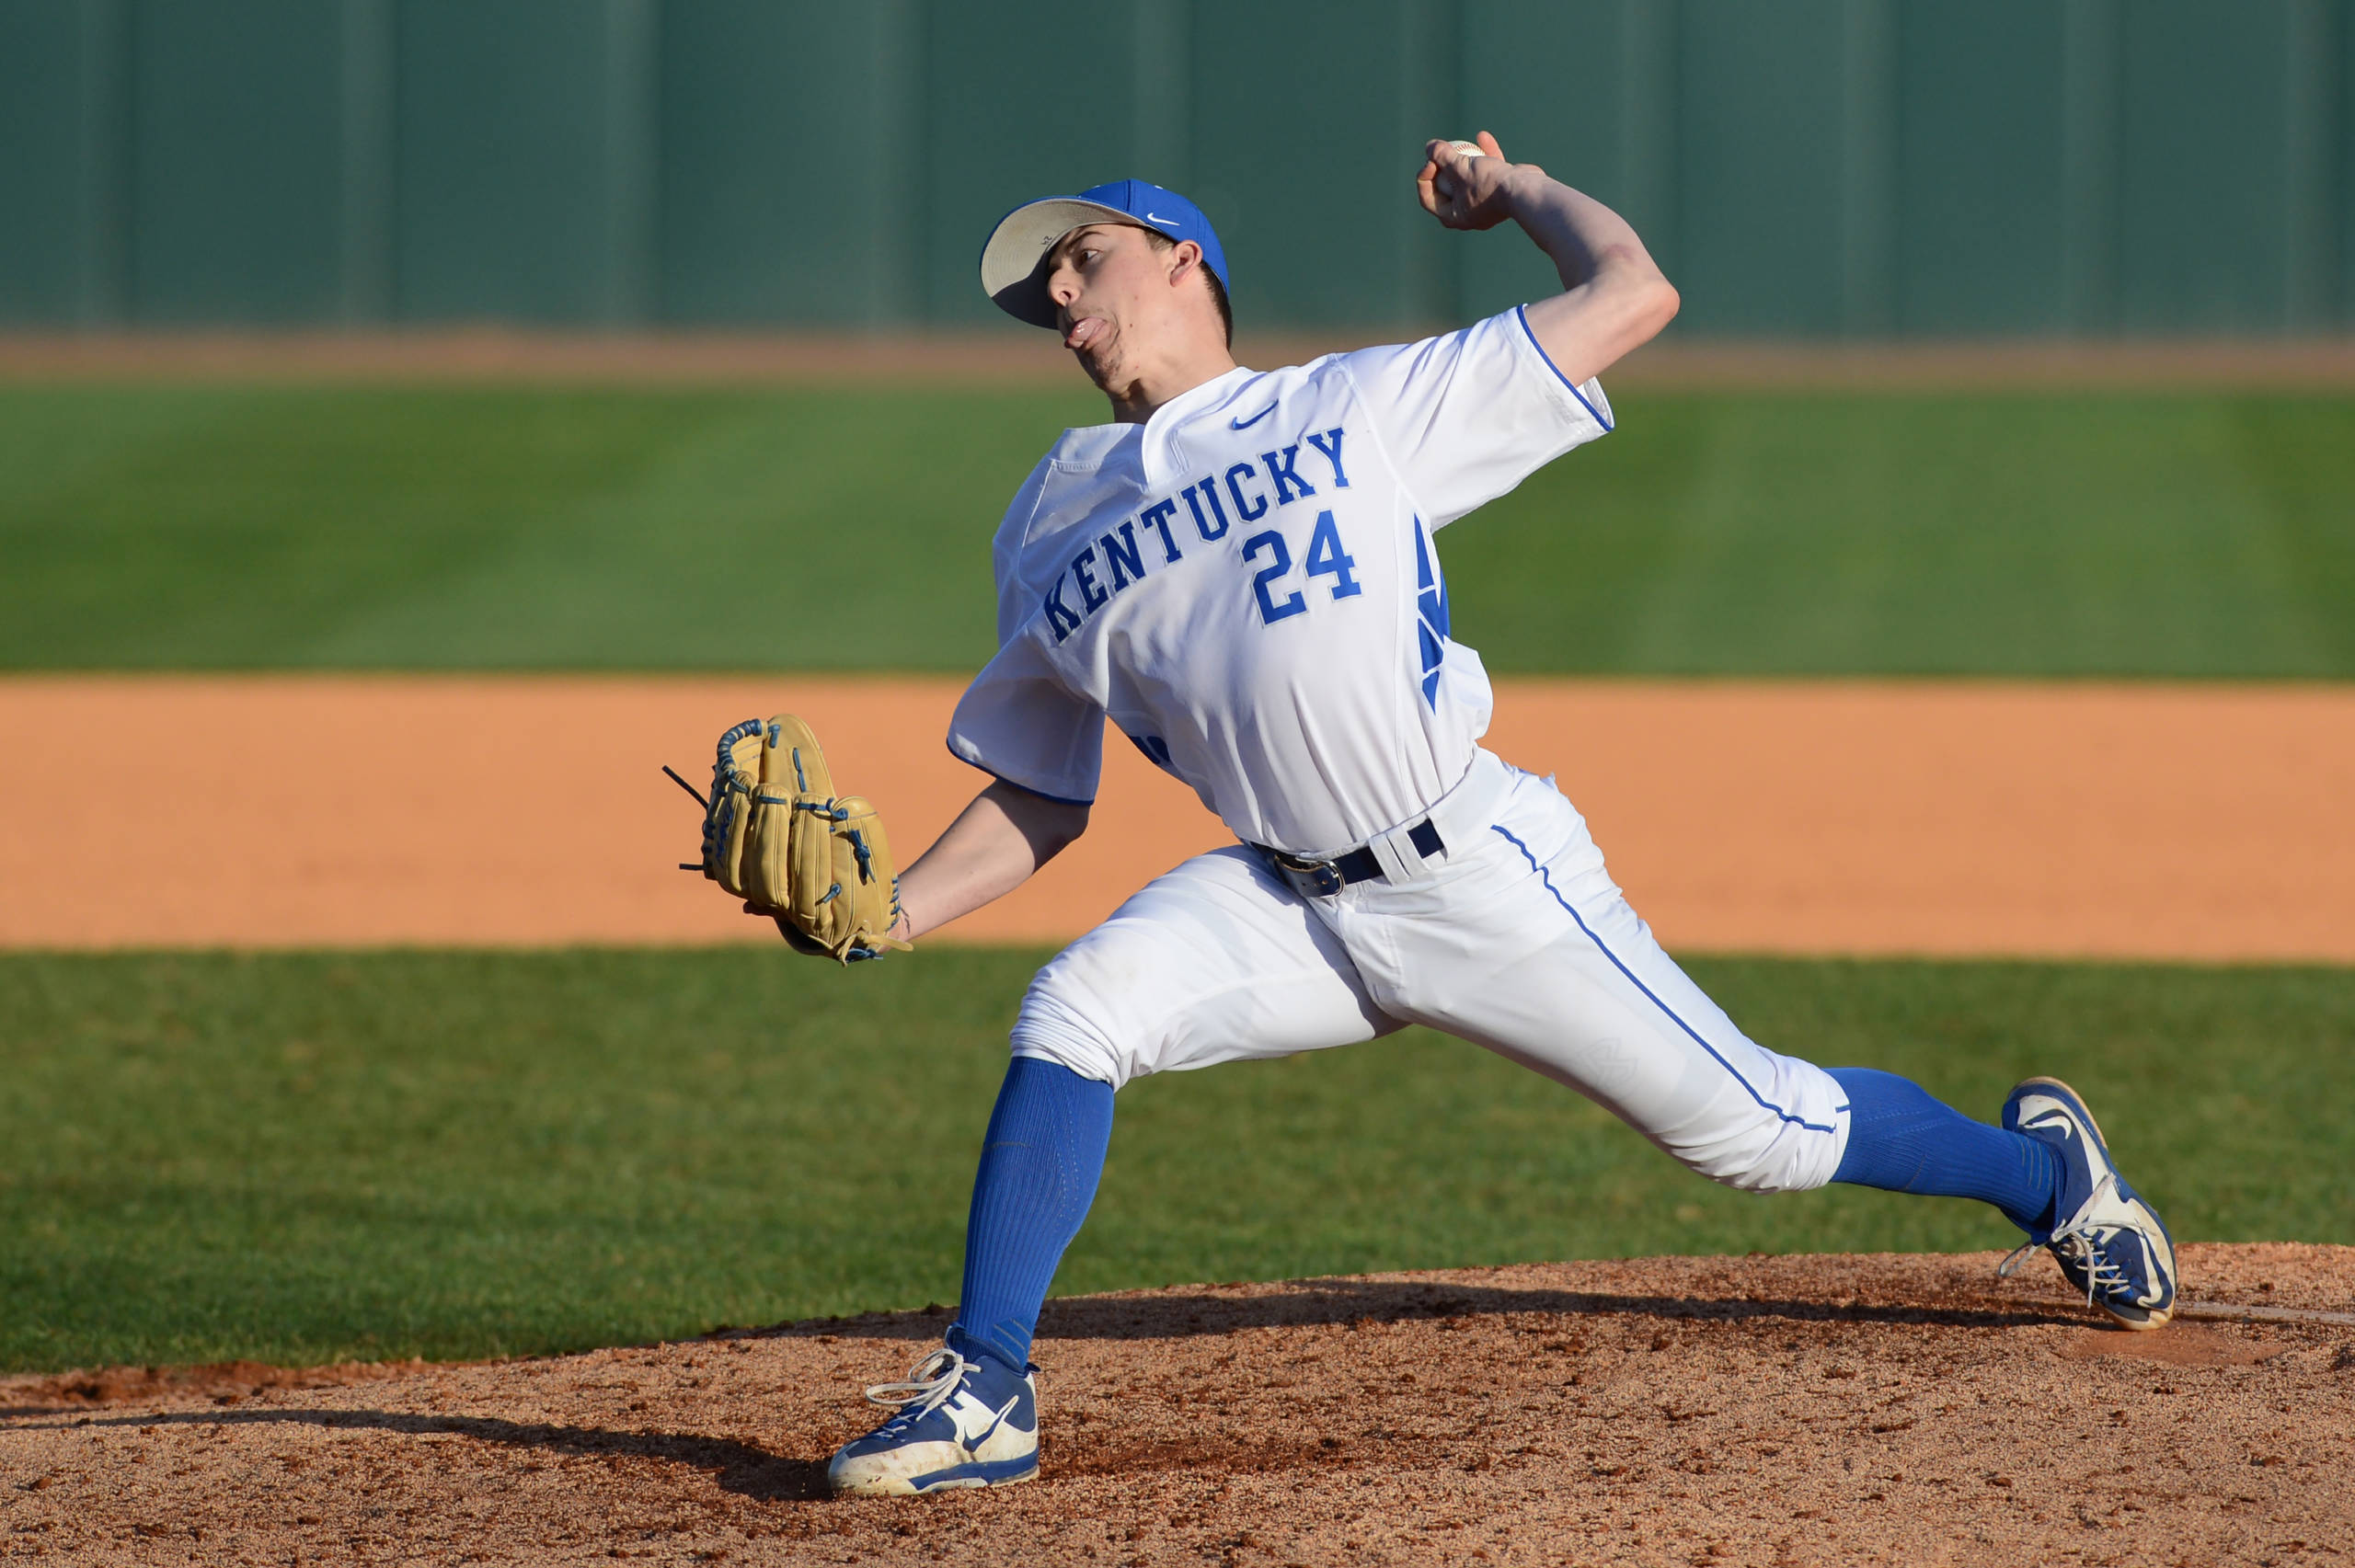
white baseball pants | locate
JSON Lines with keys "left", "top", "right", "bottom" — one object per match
{"left": 1008, "top": 750, "right": 1852, "bottom": 1194}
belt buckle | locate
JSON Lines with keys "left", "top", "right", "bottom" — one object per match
{"left": 1270, "top": 850, "right": 1345, "bottom": 898}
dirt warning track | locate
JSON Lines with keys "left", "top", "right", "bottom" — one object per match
{"left": 4, "top": 675, "right": 2351, "bottom": 959}
{"left": 3, "top": 1244, "right": 2349, "bottom": 1566}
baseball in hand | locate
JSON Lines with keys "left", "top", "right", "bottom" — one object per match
{"left": 1418, "top": 132, "right": 1515, "bottom": 230}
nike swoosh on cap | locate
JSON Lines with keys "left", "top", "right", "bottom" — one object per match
{"left": 1143, "top": 212, "right": 1177, "bottom": 224}
{"left": 1230, "top": 404, "right": 1277, "bottom": 429}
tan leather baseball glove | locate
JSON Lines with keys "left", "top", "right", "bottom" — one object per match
{"left": 696, "top": 714, "right": 910, "bottom": 963}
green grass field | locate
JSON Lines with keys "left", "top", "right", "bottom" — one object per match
{"left": 4, "top": 949, "right": 2349, "bottom": 1373}
{"left": 6, "top": 381, "right": 2349, "bottom": 1373}
{"left": 3, "top": 383, "right": 2351, "bottom": 677}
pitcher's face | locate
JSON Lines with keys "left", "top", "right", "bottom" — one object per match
{"left": 1045, "top": 223, "right": 1208, "bottom": 394}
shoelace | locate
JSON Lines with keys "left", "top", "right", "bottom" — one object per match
{"left": 1997, "top": 1171, "right": 2138, "bottom": 1308}
{"left": 861, "top": 1347, "right": 973, "bottom": 1427}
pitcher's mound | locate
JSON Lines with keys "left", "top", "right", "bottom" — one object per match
{"left": 5, "top": 1245, "right": 2349, "bottom": 1565}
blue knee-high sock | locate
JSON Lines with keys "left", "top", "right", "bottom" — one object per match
{"left": 1828, "top": 1068, "right": 2062, "bottom": 1235}
{"left": 946, "top": 1057, "right": 1115, "bottom": 1375}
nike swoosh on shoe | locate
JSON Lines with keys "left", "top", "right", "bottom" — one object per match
{"left": 961, "top": 1396, "right": 1021, "bottom": 1453}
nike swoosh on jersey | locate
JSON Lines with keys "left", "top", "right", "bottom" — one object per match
{"left": 1230, "top": 404, "right": 1277, "bottom": 429}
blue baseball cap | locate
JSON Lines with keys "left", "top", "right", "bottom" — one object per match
{"left": 980, "top": 178, "right": 1229, "bottom": 328}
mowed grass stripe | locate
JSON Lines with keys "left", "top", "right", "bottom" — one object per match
{"left": 2, "top": 949, "right": 2348, "bottom": 1372}
{"left": 1, "top": 385, "right": 2350, "bottom": 676}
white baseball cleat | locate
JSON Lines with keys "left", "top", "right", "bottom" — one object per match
{"left": 1998, "top": 1076, "right": 2178, "bottom": 1330}
{"left": 826, "top": 1345, "right": 1040, "bottom": 1496}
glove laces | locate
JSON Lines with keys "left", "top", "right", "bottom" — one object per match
{"left": 1997, "top": 1170, "right": 2132, "bottom": 1308}
{"left": 862, "top": 1347, "right": 973, "bottom": 1420}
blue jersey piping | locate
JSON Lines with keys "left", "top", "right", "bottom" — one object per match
{"left": 1513, "top": 304, "right": 1614, "bottom": 431}
{"left": 1488, "top": 823, "right": 1836, "bottom": 1136}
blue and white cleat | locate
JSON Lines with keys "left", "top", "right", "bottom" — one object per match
{"left": 826, "top": 1346, "right": 1040, "bottom": 1496}
{"left": 1998, "top": 1076, "right": 2177, "bottom": 1330}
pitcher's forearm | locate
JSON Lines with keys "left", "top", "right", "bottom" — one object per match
{"left": 1504, "top": 170, "right": 1680, "bottom": 385}
{"left": 1501, "top": 169, "right": 1663, "bottom": 296}
{"left": 895, "top": 780, "right": 1090, "bottom": 942}
{"left": 894, "top": 844, "right": 1030, "bottom": 944}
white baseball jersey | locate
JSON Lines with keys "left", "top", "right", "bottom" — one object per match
{"left": 967, "top": 302, "right": 1854, "bottom": 1197}
{"left": 948, "top": 305, "right": 1614, "bottom": 858}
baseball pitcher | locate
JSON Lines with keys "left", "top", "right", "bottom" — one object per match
{"left": 735, "top": 136, "right": 2177, "bottom": 1495}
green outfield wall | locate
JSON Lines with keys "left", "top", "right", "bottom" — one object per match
{"left": 2, "top": 0, "right": 2349, "bottom": 335}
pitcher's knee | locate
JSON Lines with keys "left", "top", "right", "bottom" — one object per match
{"left": 1007, "top": 963, "right": 1133, "bottom": 1091}
{"left": 1651, "top": 1073, "right": 1853, "bottom": 1195}
{"left": 1674, "top": 1120, "right": 1848, "bottom": 1195}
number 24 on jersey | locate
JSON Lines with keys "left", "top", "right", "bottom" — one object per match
{"left": 1244, "top": 509, "right": 1361, "bottom": 625}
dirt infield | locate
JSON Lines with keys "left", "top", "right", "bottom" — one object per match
{"left": 5, "top": 676, "right": 2353, "bottom": 959}
{"left": 2, "top": 1244, "right": 2349, "bottom": 1565}
{"left": 7, "top": 329, "right": 2355, "bottom": 390}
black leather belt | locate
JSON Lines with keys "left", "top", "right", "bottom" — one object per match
{"left": 1253, "top": 818, "right": 1446, "bottom": 898}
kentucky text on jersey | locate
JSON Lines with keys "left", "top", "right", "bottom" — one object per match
{"left": 1040, "top": 428, "right": 1351, "bottom": 643}
{"left": 951, "top": 307, "right": 1614, "bottom": 854}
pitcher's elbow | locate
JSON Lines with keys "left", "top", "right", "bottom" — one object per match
{"left": 1636, "top": 275, "right": 1680, "bottom": 341}
{"left": 1039, "top": 803, "right": 1091, "bottom": 862}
